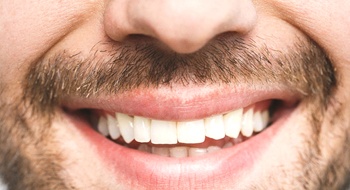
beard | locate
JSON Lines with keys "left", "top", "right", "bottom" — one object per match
{"left": 0, "top": 34, "right": 349, "bottom": 189}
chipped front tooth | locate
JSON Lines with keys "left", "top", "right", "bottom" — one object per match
{"left": 205, "top": 115, "right": 225, "bottom": 140}
{"left": 152, "top": 147, "right": 170, "bottom": 157}
{"left": 189, "top": 148, "right": 207, "bottom": 157}
{"left": 151, "top": 120, "right": 177, "bottom": 144}
{"left": 262, "top": 110, "right": 269, "bottom": 127}
{"left": 177, "top": 120, "right": 205, "bottom": 144}
{"left": 97, "top": 116, "right": 109, "bottom": 136}
{"left": 169, "top": 147, "right": 188, "bottom": 158}
{"left": 241, "top": 108, "right": 254, "bottom": 137}
{"left": 224, "top": 108, "right": 243, "bottom": 138}
{"left": 253, "top": 111, "right": 264, "bottom": 132}
{"left": 116, "top": 113, "right": 134, "bottom": 143}
{"left": 107, "top": 115, "right": 121, "bottom": 140}
{"left": 134, "top": 116, "right": 151, "bottom": 143}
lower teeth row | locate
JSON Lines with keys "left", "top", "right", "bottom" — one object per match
{"left": 136, "top": 140, "right": 239, "bottom": 158}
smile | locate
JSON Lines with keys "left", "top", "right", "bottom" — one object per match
{"left": 62, "top": 84, "right": 299, "bottom": 188}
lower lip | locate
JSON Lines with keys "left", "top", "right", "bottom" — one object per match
{"left": 69, "top": 109, "right": 292, "bottom": 189}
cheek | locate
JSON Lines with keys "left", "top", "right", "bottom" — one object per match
{"left": 49, "top": 115, "right": 120, "bottom": 188}
{"left": 270, "top": 0, "right": 350, "bottom": 66}
{"left": 0, "top": 0, "right": 101, "bottom": 84}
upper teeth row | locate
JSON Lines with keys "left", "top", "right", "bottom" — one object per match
{"left": 97, "top": 107, "right": 269, "bottom": 145}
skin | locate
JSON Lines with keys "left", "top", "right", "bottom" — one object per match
{"left": 0, "top": 0, "right": 350, "bottom": 189}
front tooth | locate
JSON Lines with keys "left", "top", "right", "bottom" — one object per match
{"left": 169, "top": 147, "right": 188, "bottom": 158}
{"left": 205, "top": 115, "right": 225, "bottom": 140}
{"left": 253, "top": 111, "right": 264, "bottom": 132}
{"left": 116, "top": 113, "right": 134, "bottom": 143}
{"left": 224, "top": 108, "right": 243, "bottom": 138}
{"left": 177, "top": 120, "right": 205, "bottom": 143}
{"left": 97, "top": 116, "right": 109, "bottom": 136}
{"left": 134, "top": 116, "right": 151, "bottom": 142}
{"left": 151, "top": 120, "right": 177, "bottom": 144}
{"left": 189, "top": 148, "right": 207, "bottom": 157}
{"left": 152, "top": 147, "right": 170, "bottom": 157}
{"left": 241, "top": 108, "right": 254, "bottom": 137}
{"left": 107, "top": 115, "right": 121, "bottom": 140}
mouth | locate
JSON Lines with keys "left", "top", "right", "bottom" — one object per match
{"left": 61, "top": 84, "right": 299, "bottom": 188}
{"left": 83, "top": 100, "right": 272, "bottom": 158}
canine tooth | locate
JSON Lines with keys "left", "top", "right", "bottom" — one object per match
{"left": 152, "top": 147, "right": 170, "bottom": 157}
{"left": 262, "top": 110, "right": 269, "bottom": 127}
{"left": 107, "top": 115, "right": 121, "bottom": 140}
{"left": 207, "top": 146, "right": 221, "bottom": 153}
{"left": 151, "top": 120, "right": 177, "bottom": 144}
{"left": 169, "top": 147, "right": 188, "bottom": 158}
{"left": 253, "top": 111, "right": 264, "bottom": 132}
{"left": 189, "top": 148, "right": 207, "bottom": 157}
{"left": 134, "top": 116, "right": 151, "bottom": 143}
{"left": 116, "top": 113, "right": 134, "bottom": 143}
{"left": 224, "top": 108, "right": 243, "bottom": 138}
{"left": 97, "top": 116, "right": 109, "bottom": 136}
{"left": 241, "top": 108, "right": 254, "bottom": 137}
{"left": 205, "top": 115, "right": 225, "bottom": 140}
{"left": 177, "top": 120, "right": 205, "bottom": 143}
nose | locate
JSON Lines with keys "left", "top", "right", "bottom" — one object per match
{"left": 104, "top": 0, "right": 257, "bottom": 53}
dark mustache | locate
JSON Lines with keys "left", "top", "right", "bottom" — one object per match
{"left": 23, "top": 36, "right": 336, "bottom": 115}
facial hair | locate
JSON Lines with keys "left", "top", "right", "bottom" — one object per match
{"left": 1, "top": 35, "right": 349, "bottom": 189}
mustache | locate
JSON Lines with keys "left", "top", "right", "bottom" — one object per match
{"left": 23, "top": 36, "right": 336, "bottom": 114}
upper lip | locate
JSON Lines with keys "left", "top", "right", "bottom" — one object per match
{"left": 62, "top": 83, "right": 300, "bottom": 120}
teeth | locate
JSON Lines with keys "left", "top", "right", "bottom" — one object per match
{"left": 107, "top": 115, "right": 121, "bottom": 140}
{"left": 205, "top": 115, "right": 225, "bottom": 140}
{"left": 99, "top": 107, "right": 271, "bottom": 145}
{"left": 151, "top": 147, "right": 169, "bottom": 157}
{"left": 224, "top": 108, "right": 243, "bottom": 138}
{"left": 241, "top": 108, "right": 254, "bottom": 137}
{"left": 138, "top": 144, "right": 151, "bottom": 153}
{"left": 188, "top": 148, "right": 207, "bottom": 157}
{"left": 169, "top": 147, "right": 188, "bottom": 158}
{"left": 134, "top": 116, "right": 151, "bottom": 143}
{"left": 262, "top": 110, "right": 270, "bottom": 128}
{"left": 223, "top": 142, "right": 233, "bottom": 148}
{"left": 177, "top": 120, "right": 205, "bottom": 143}
{"left": 116, "top": 113, "right": 134, "bottom": 143}
{"left": 253, "top": 111, "right": 264, "bottom": 132}
{"left": 151, "top": 120, "right": 177, "bottom": 144}
{"left": 207, "top": 146, "right": 221, "bottom": 153}
{"left": 138, "top": 141, "right": 235, "bottom": 158}
{"left": 254, "top": 110, "right": 269, "bottom": 133}
{"left": 97, "top": 116, "right": 109, "bottom": 136}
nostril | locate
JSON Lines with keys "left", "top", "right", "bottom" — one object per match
{"left": 103, "top": 0, "right": 258, "bottom": 54}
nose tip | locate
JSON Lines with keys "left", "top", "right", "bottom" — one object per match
{"left": 104, "top": 0, "right": 257, "bottom": 54}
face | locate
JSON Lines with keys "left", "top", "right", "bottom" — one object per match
{"left": 1, "top": 0, "right": 350, "bottom": 189}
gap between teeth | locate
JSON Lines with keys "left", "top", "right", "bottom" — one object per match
{"left": 97, "top": 107, "right": 270, "bottom": 145}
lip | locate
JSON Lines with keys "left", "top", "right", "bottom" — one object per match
{"left": 67, "top": 105, "right": 293, "bottom": 189}
{"left": 62, "top": 83, "right": 299, "bottom": 120}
